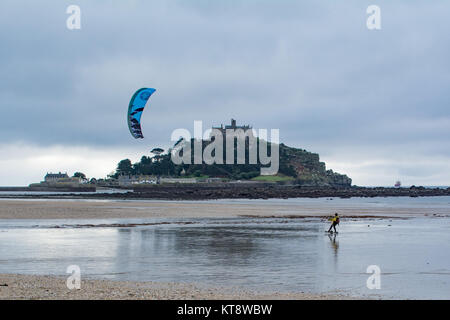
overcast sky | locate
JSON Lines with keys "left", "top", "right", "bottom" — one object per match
{"left": 0, "top": 0, "right": 449, "bottom": 186}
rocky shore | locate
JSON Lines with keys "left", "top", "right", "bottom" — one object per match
{"left": 1, "top": 184, "right": 448, "bottom": 200}
{"left": 0, "top": 186, "right": 96, "bottom": 192}
{"left": 131, "top": 185, "right": 450, "bottom": 200}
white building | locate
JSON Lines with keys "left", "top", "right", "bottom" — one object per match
{"left": 44, "top": 172, "right": 69, "bottom": 182}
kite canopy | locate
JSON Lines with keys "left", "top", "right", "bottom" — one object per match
{"left": 127, "top": 88, "right": 156, "bottom": 139}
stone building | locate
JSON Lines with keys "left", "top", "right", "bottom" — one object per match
{"left": 44, "top": 172, "right": 69, "bottom": 182}
{"left": 212, "top": 119, "right": 253, "bottom": 136}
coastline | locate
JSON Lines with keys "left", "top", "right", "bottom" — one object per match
{"left": 0, "top": 185, "right": 449, "bottom": 201}
{"left": 0, "top": 273, "right": 352, "bottom": 300}
{"left": 1, "top": 198, "right": 447, "bottom": 220}
{"left": 1, "top": 198, "right": 449, "bottom": 299}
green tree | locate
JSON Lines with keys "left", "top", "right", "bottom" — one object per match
{"left": 117, "top": 159, "right": 133, "bottom": 175}
{"left": 73, "top": 172, "right": 86, "bottom": 180}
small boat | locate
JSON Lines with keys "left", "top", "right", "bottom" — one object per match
{"left": 394, "top": 181, "right": 401, "bottom": 188}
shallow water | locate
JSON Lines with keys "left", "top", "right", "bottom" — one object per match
{"left": 1, "top": 214, "right": 449, "bottom": 299}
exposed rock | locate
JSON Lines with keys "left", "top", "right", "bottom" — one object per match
{"left": 2, "top": 185, "right": 448, "bottom": 201}
{"left": 279, "top": 144, "right": 351, "bottom": 187}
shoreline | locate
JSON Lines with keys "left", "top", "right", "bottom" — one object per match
{"left": 0, "top": 273, "right": 353, "bottom": 300}
{"left": 1, "top": 198, "right": 447, "bottom": 220}
{"left": 0, "top": 185, "right": 449, "bottom": 201}
{"left": 1, "top": 199, "right": 448, "bottom": 300}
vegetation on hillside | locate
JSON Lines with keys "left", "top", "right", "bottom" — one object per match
{"left": 112, "top": 138, "right": 352, "bottom": 187}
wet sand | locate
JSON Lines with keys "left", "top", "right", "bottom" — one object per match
{"left": 1, "top": 198, "right": 449, "bottom": 299}
{"left": 0, "top": 274, "right": 349, "bottom": 300}
{"left": 0, "top": 198, "right": 446, "bottom": 220}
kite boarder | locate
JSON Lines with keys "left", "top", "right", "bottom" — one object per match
{"left": 327, "top": 213, "right": 340, "bottom": 233}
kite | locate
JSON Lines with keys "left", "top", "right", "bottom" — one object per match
{"left": 127, "top": 88, "right": 156, "bottom": 139}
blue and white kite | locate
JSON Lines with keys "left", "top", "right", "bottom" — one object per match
{"left": 127, "top": 88, "right": 156, "bottom": 139}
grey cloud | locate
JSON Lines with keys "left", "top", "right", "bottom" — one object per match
{"left": 0, "top": 0, "right": 449, "bottom": 185}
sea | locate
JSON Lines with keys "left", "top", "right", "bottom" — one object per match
{"left": 0, "top": 195, "right": 449, "bottom": 299}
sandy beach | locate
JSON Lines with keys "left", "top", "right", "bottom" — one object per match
{"left": 0, "top": 274, "right": 350, "bottom": 300}
{"left": 0, "top": 198, "right": 446, "bottom": 220}
{"left": 1, "top": 197, "right": 449, "bottom": 299}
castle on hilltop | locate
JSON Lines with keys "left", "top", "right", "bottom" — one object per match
{"left": 212, "top": 119, "right": 252, "bottom": 136}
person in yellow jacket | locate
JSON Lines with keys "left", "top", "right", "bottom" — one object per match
{"left": 327, "top": 213, "right": 340, "bottom": 233}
